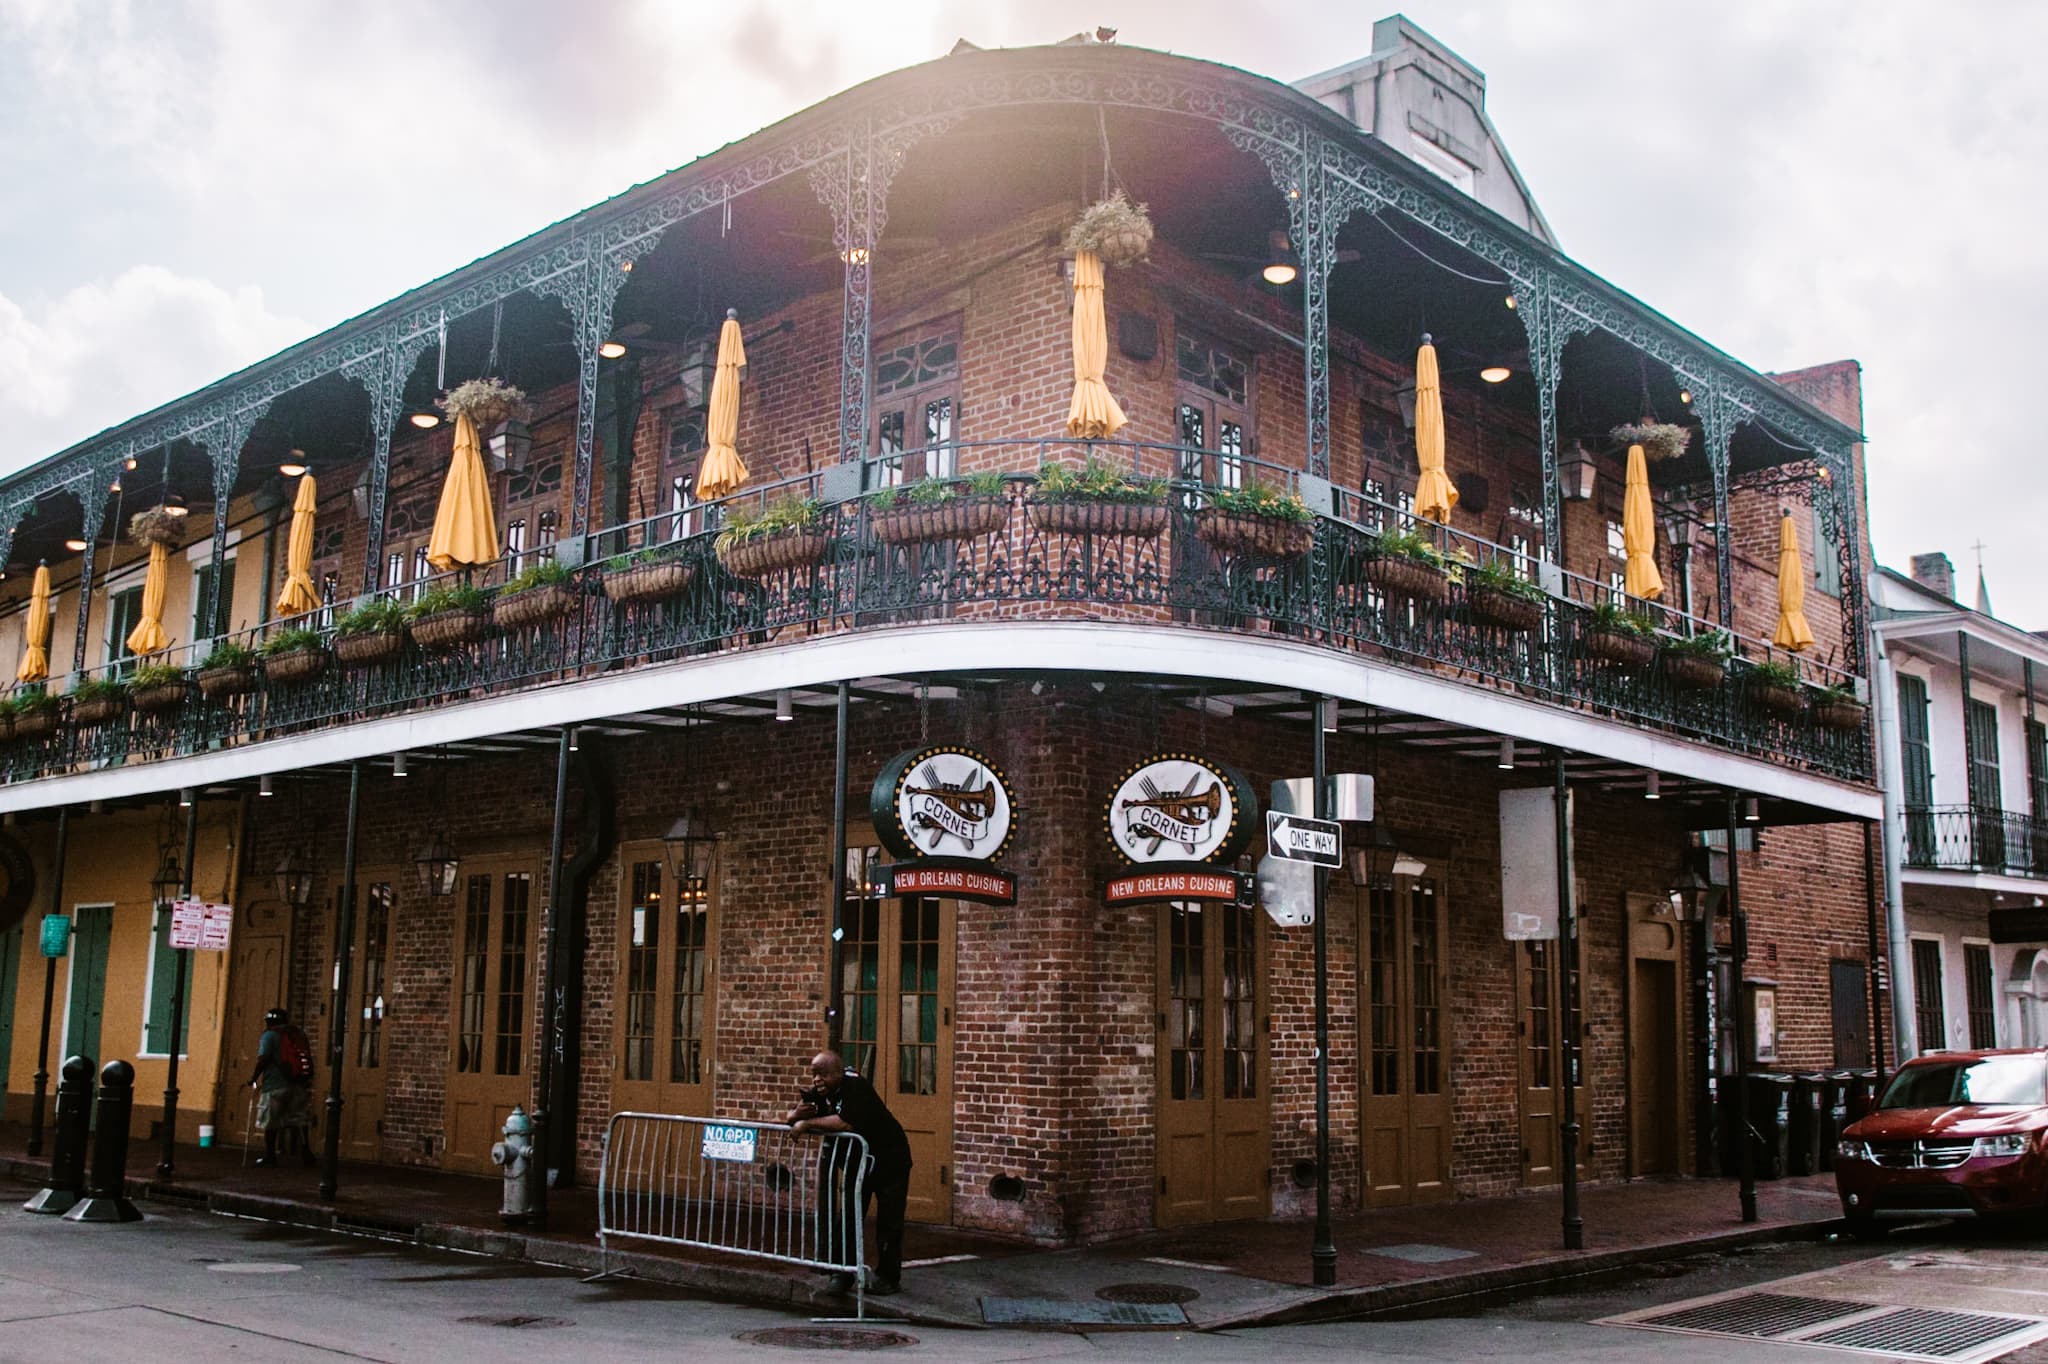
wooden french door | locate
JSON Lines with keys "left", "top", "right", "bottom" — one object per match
{"left": 1518, "top": 934, "right": 1590, "bottom": 1187}
{"left": 1627, "top": 896, "right": 1685, "bottom": 1177}
{"left": 61, "top": 903, "right": 112, "bottom": 1066}
{"left": 335, "top": 876, "right": 397, "bottom": 1161}
{"left": 1156, "top": 899, "right": 1270, "bottom": 1228}
{"left": 840, "top": 846, "right": 954, "bottom": 1224}
{"left": 614, "top": 844, "right": 717, "bottom": 1117}
{"left": 1356, "top": 875, "right": 1451, "bottom": 1207}
{"left": 445, "top": 860, "right": 540, "bottom": 1173}
{"left": 0, "top": 922, "right": 20, "bottom": 1099}
{"left": 218, "top": 897, "right": 292, "bottom": 1148}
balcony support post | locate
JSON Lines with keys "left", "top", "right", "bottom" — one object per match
{"left": 1727, "top": 791, "right": 1756, "bottom": 1223}
{"left": 527, "top": 725, "right": 572, "bottom": 1229}
{"left": 541, "top": 243, "right": 642, "bottom": 538}
{"left": 1862, "top": 820, "right": 1887, "bottom": 1089}
{"left": 319, "top": 760, "right": 362, "bottom": 1201}
{"left": 1552, "top": 749, "right": 1583, "bottom": 1249}
{"left": 1298, "top": 136, "right": 1332, "bottom": 479}
{"left": 26, "top": 805, "right": 68, "bottom": 1157}
{"left": 1958, "top": 631, "right": 1977, "bottom": 813}
{"left": 156, "top": 791, "right": 198, "bottom": 1176}
{"left": 2025, "top": 660, "right": 2038, "bottom": 816}
{"left": 200, "top": 409, "right": 263, "bottom": 641}
{"left": 68, "top": 484, "right": 108, "bottom": 682}
{"left": 1697, "top": 386, "right": 1737, "bottom": 631}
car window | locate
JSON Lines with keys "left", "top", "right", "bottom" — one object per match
{"left": 1880, "top": 1055, "right": 2047, "bottom": 1109}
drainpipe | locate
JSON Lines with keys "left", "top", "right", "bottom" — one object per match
{"left": 546, "top": 739, "right": 614, "bottom": 1185}
{"left": 1869, "top": 609, "right": 1917, "bottom": 1060}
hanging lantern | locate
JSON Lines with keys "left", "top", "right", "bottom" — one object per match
{"left": 661, "top": 809, "right": 720, "bottom": 907}
{"left": 273, "top": 848, "right": 315, "bottom": 908}
{"left": 487, "top": 419, "right": 533, "bottom": 474}
{"left": 151, "top": 850, "right": 185, "bottom": 907}
{"left": 1558, "top": 441, "right": 1598, "bottom": 502}
{"left": 414, "top": 829, "right": 460, "bottom": 898}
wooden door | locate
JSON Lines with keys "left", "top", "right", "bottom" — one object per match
{"left": 614, "top": 845, "right": 717, "bottom": 1117}
{"left": 1357, "top": 875, "right": 1451, "bottom": 1207}
{"left": 445, "top": 861, "right": 539, "bottom": 1173}
{"left": 336, "top": 876, "right": 396, "bottom": 1161}
{"left": 1626, "top": 897, "right": 1685, "bottom": 1177}
{"left": 1830, "top": 959, "right": 1871, "bottom": 1067}
{"left": 217, "top": 897, "right": 292, "bottom": 1148}
{"left": 1156, "top": 898, "right": 1269, "bottom": 1228}
{"left": 0, "top": 922, "right": 20, "bottom": 1098}
{"left": 61, "top": 903, "right": 112, "bottom": 1066}
{"left": 1517, "top": 934, "right": 1589, "bottom": 1187}
{"left": 840, "top": 846, "right": 954, "bottom": 1224}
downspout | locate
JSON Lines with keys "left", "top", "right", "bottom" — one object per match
{"left": 546, "top": 738, "right": 614, "bottom": 1185}
{"left": 1869, "top": 603, "right": 1917, "bottom": 1059}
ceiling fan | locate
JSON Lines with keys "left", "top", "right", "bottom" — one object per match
{"left": 1200, "top": 228, "right": 1360, "bottom": 285}
{"left": 777, "top": 228, "right": 942, "bottom": 269}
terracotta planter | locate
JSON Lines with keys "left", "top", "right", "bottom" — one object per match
{"left": 1363, "top": 555, "right": 1451, "bottom": 604}
{"left": 1749, "top": 680, "right": 1805, "bottom": 716}
{"left": 263, "top": 647, "right": 329, "bottom": 686}
{"left": 716, "top": 526, "right": 832, "bottom": 579}
{"left": 13, "top": 707, "right": 58, "bottom": 741}
{"left": 1193, "top": 508, "right": 1314, "bottom": 559}
{"left": 602, "top": 559, "right": 696, "bottom": 605}
{"left": 493, "top": 582, "right": 578, "bottom": 631}
{"left": 411, "top": 606, "right": 490, "bottom": 651}
{"left": 870, "top": 494, "right": 1008, "bottom": 546}
{"left": 1813, "top": 696, "right": 1869, "bottom": 731}
{"left": 1583, "top": 628, "right": 1657, "bottom": 669}
{"left": 334, "top": 629, "right": 406, "bottom": 669}
{"left": 196, "top": 664, "right": 256, "bottom": 702}
{"left": 1661, "top": 652, "right": 1728, "bottom": 691}
{"left": 1026, "top": 499, "right": 1170, "bottom": 540}
{"left": 132, "top": 683, "right": 188, "bottom": 716}
{"left": 1467, "top": 585, "right": 1545, "bottom": 633}
{"left": 72, "top": 695, "right": 126, "bottom": 727}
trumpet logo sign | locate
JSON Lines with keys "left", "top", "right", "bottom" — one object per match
{"left": 872, "top": 746, "right": 1015, "bottom": 863}
{"left": 1106, "top": 755, "right": 1256, "bottom": 865}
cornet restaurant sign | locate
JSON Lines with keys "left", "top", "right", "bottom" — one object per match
{"left": 1106, "top": 754, "right": 1257, "bottom": 865}
{"left": 872, "top": 746, "right": 1015, "bottom": 863}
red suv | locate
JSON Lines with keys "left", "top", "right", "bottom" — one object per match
{"left": 1834, "top": 1048, "right": 2048, "bottom": 1234}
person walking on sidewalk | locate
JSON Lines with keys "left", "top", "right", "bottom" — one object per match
{"left": 786, "top": 1050, "right": 912, "bottom": 1296}
{"left": 248, "top": 1007, "right": 316, "bottom": 1168}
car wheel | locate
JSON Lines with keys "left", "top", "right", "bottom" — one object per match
{"left": 1844, "top": 1211, "right": 1885, "bottom": 1241}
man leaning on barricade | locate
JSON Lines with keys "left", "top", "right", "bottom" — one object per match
{"left": 785, "top": 1050, "right": 911, "bottom": 1297}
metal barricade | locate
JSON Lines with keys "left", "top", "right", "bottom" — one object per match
{"left": 596, "top": 1113, "right": 871, "bottom": 1315}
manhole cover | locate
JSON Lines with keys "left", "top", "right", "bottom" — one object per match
{"left": 737, "top": 1327, "right": 918, "bottom": 1351}
{"left": 1097, "top": 1282, "right": 1200, "bottom": 1305}
{"left": 206, "top": 1262, "right": 302, "bottom": 1275}
{"left": 457, "top": 1315, "right": 575, "bottom": 1330}
{"left": 982, "top": 1297, "right": 1189, "bottom": 1327}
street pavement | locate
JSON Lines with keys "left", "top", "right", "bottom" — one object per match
{"left": 4, "top": 1172, "right": 2047, "bottom": 1363}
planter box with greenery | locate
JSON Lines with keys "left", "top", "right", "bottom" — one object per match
{"left": 261, "top": 627, "right": 330, "bottom": 685}
{"left": 11, "top": 687, "right": 59, "bottom": 741}
{"left": 493, "top": 560, "right": 579, "bottom": 630}
{"left": 1811, "top": 683, "right": 1868, "bottom": 731}
{"left": 715, "top": 496, "right": 832, "bottom": 579}
{"left": 601, "top": 544, "right": 697, "bottom": 605}
{"left": 1027, "top": 461, "right": 1170, "bottom": 539}
{"left": 1582, "top": 601, "right": 1658, "bottom": 668}
{"left": 70, "top": 677, "right": 129, "bottom": 727}
{"left": 1363, "top": 528, "right": 1451, "bottom": 604}
{"left": 1193, "top": 482, "right": 1315, "bottom": 559}
{"left": 195, "top": 640, "right": 258, "bottom": 701}
{"left": 1463, "top": 558, "right": 1545, "bottom": 632}
{"left": 130, "top": 663, "right": 189, "bottom": 716}
{"left": 332, "top": 599, "right": 410, "bottom": 668}
{"left": 1660, "top": 628, "right": 1732, "bottom": 690}
{"left": 1744, "top": 658, "right": 1806, "bottom": 716}
{"left": 868, "top": 472, "right": 1009, "bottom": 546}
{"left": 410, "top": 584, "right": 492, "bottom": 649}
{"left": 1064, "top": 191, "right": 1154, "bottom": 268}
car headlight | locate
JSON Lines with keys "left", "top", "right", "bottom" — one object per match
{"left": 1835, "top": 1139, "right": 1867, "bottom": 1162}
{"left": 1972, "top": 1134, "right": 2031, "bottom": 1159}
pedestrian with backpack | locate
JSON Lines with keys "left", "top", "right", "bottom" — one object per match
{"left": 248, "top": 1007, "right": 316, "bottom": 1168}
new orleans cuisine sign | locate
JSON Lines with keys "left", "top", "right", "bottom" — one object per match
{"left": 870, "top": 745, "right": 1018, "bottom": 904}
{"left": 1103, "top": 753, "right": 1258, "bottom": 904}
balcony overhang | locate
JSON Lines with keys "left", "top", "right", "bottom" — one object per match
{"left": 1902, "top": 866, "right": 2048, "bottom": 899}
{"left": 0, "top": 621, "right": 1879, "bottom": 822}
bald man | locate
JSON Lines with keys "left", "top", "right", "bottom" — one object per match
{"left": 787, "top": 1050, "right": 912, "bottom": 1295}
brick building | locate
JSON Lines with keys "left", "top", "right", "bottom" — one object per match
{"left": 0, "top": 21, "right": 1885, "bottom": 1243}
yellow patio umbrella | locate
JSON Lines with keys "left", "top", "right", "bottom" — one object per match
{"left": 1412, "top": 335, "right": 1458, "bottom": 524}
{"left": 1065, "top": 249, "right": 1127, "bottom": 440}
{"left": 1621, "top": 443, "right": 1663, "bottom": 601}
{"left": 274, "top": 472, "right": 321, "bottom": 615}
{"left": 426, "top": 411, "right": 500, "bottom": 572}
{"left": 695, "top": 310, "right": 750, "bottom": 500}
{"left": 125, "top": 540, "right": 171, "bottom": 656}
{"left": 1773, "top": 510, "right": 1814, "bottom": 652}
{"left": 16, "top": 562, "right": 50, "bottom": 683}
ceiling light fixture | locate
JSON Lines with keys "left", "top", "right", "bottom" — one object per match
{"left": 1743, "top": 795, "right": 1760, "bottom": 822}
{"left": 1678, "top": 389, "right": 1693, "bottom": 405}
{"left": 279, "top": 450, "right": 309, "bottom": 477}
{"left": 259, "top": 775, "right": 273, "bottom": 797}
{"left": 1645, "top": 771, "right": 1661, "bottom": 800}
{"left": 409, "top": 411, "right": 442, "bottom": 430}
{"left": 1504, "top": 293, "right": 1517, "bottom": 310}
{"left": 597, "top": 340, "right": 628, "bottom": 360}
{"left": 64, "top": 538, "right": 88, "bottom": 552}
{"left": 124, "top": 455, "right": 138, "bottom": 470}
{"left": 179, "top": 787, "right": 194, "bottom": 809}
{"left": 1497, "top": 737, "right": 1515, "bottom": 770}
{"left": 1479, "top": 365, "right": 1511, "bottom": 384}
{"left": 161, "top": 492, "right": 191, "bottom": 519}
{"left": 776, "top": 688, "right": 794, "bottom": 722}
{"left": 1261, "top": 261, "right": 1299, "bottom": 286}
{"left": 393, "top": 751, "right": 408, "bottom": 778}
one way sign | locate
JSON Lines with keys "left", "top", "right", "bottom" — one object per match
{"left": 1266, "top": 811, "right": 1343, "bottom": 868}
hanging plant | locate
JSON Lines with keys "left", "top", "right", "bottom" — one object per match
{"left": 129, "top": 506, "right": 183, "bottom": 550}
{"left": 437, "top": 377, "right": 531, "bottom": 428}
{"left": 1063, "top": 191, "right": 1153, "bottom": 268}
{"left": 1610, "top": 422, "right": 1692, "bottom": 462}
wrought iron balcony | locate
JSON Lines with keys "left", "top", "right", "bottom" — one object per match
{"left": 0, "top": 442, "right": 1871, "bottom": 789}
{"left": 1902, "top": 804, "right": 2048, "bottom": 879}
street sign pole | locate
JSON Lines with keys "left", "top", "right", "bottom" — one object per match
{"left": 158, "top": 796, "right": 199, "bottom": 1177}
{"left": 1309, "top": 693, "right": 1336, "bottom": 1288}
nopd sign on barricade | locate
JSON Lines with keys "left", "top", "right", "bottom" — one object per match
{"left": 596, "top": 1113, "right": 872, "bottom": 1317}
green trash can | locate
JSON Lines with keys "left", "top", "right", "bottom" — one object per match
{"left": 1787, "top": 1073, "right": 1826, "bottom": 1176}
{"left": 1745, "top": 1072, "right": 1793, "bottom": 1180}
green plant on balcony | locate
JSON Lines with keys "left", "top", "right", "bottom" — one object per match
{"left": 715, "top": 495, "right": 831, "bottom": 578}
{"left": 410, "top": 582, "right": 492, "bottom": 650}
{"left": 10, "top": 685, "right": 58, "bottom": 742}
{"left": 1583, "top": 599, "right": 1659, "bottom": 669}
{"left": 1744, "top": 656, "right": 1806, "bottom": 716}
{"left": 70, "top": 675, "right": 130, "bottom": 727}
{"left": 437, "top": 376, "right": 530, "bottom": 428}
{"left": 494, "top": 557, "right": 579, "bottom": 630}
{"left": 601, "top": 539, "right": 697, "bottom": 605}
{"left": 1028, "top": 459, "right": 1170, "bottom": 539}
{"left": 1196, "top": 480, "right": 1315, "bottom": 559}
{"left": 332, "top": 597, "right": 410, "bottom": 669}
{"left": 869, "top": 472, "right": 1009, "bottom": 546}
{"left": 260, "top": 626, "right": 330, "bottom": 686}
{"left": 1810, "top": 678, "right": 1868, "bottom": 731}
{"left": 1660, "top": 627, "right": 1733, "bottom": 690}
{"left": 196, "top": 638, "right": 259, "bottom": 703}
{"left": 131, "top": 661, "right": 189, "bottom": 715}
{"left": 1464, "top": 556, "right": 1546, "bottom": 632}
{"left": 1364, "top": 526, "right": 1450, "bottom": 604}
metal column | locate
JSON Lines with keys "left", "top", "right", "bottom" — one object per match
{"left": 827, "top": 682, "right": 851, "bottom": 1046}
{"left": 529, "top": 726, "right": 572, "bottom": 1228}
{"left": 1309, "top": 691, "right": 1336, "bottom": 1286}
{"left": 26, "top": 806, "right": 69, "bottom": 1157}
{"left": 1727, "top": 792, "right": 1756, "bottom": 1223}
{"left": 157, "top": 795, "right": 199, "bottom": 1175}
{"left": 319, "top": 761, "right": 362, "bottom": 1200}
{"left": 1552, "top": 750, "right": 1582, "bottom": 1250}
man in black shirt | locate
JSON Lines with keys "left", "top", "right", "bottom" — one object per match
{"left": 787, "top": 1050, "right": 912, "bottom": 1295}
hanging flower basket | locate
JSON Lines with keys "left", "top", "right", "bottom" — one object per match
{"left": 196, "top": 664, "right": 256, "bottom": 702}
{"left": 492, "top": 582, "right": 578, "bottom": 631}
{"left": 1027, "top": 498, "right": 1169, "bottom": 540}
{"left": 1750, "top": 681, "right": 1805, "bottom": 716}
{"left": 1661, "top": 653, "right": 1728, "bottom": 691}
{"left": 716, "top": 526, "right": 832, "bottom": 579}
{"left": 1364, "top": 555, "right": 1451, "bottom": 604}
{"left": 334, "top": 629, "right": 407, "bottom": 669}
{"left": 411, "top": 606, "right": 490, "bottom": 651}
{"left": 1064, "top": 191, "right": 1154, "bottom": 268}
{"left": 1813, "top": 695, "right": 1869, "bottom": 731}
{"left": 12, "top": 706, "right": 56, "bottom": 742}
{"left": 437, "top": 376, "right": 531, "bottom": 428}
{"left": 1467, "top": 585, "right": 1545, "bottom": 633}
{"left": 1584, "top": 627, "right": 1657, "bottom": 669}
{"left": 871, "top": 494, "right": 1009, "bottom": 547}
{"left": 128, "top": 506, "right": 184, "bottom": 550}
{"left": 603, "top": 558, "right": 697, "bottom": 605}
{"left": 72, "top": 695, "right": 126, "bottom": 728}
{"left": 133, "top": 682, "right": 188, "bottom": 716}
{"left": 263, "top": 645, "right": 329, "bottom": 686}
{"left": 1194, "top": 508, "right": 1314, "bottom": 560}
{"left": 1610, "top": 422, "right": 1693, "bottom": 462}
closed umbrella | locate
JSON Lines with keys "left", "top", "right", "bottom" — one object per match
{"left": 694, "top": 310, "right": 750, "bottom": 500}
{"left": 1065, "top": 249, "right": 1127, "bottom": 440}
{"left": 1773, "top": 511, "right": 1814, "bottom": 651}
{"left": 274, "top": 473, "right": 321, "bottom": 616}
{"left": 125, "top": 541, "right": 172, "bottom": 656}
{"left": 1412, "top": 335, "right": 1458, "bottom": 524}
{"left": 16, "top": 563, "right": 50, "bottom": 683}
{"left": 426, "top": 411, "right": 500, "bottom": 572}
{"left": 1622, "top": 443, "right": 1663, "bottom": 601}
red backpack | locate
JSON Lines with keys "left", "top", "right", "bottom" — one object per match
{"left": 278, "top": 1026, "right": 314, "bottom": 1082}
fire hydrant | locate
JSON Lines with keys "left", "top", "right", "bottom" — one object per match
{"left": 492, "top": 1105, "right": 533, "bottom": 1223}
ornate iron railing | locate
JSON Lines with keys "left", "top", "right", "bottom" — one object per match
{"left": 1901, "top": 804, "right": 2048, "bottom": 878}
{"left": 0, "top": 441, "right": 1872, "bottom": 788}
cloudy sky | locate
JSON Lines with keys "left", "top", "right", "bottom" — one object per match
{"left": 3, "top": 1, "right": 2042, "bottom": 621}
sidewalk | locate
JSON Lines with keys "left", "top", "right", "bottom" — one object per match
{"left": 1, "top": 1121, "right": 1843, "bottom": 1330}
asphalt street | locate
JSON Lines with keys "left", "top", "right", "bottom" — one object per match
{"left": 3, "top": 1173, "right": 2045, "bottom": 1363}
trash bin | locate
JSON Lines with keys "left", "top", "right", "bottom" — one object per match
{"left": 1787, "top": 1072, "right": 1826, "bottom": 1176}
{"left": 1845, "top": 1068, "right": 1879, "bottom": 1122}
{"left": 1819, "top": 1071, "right": 1854, "bottom": 1170}
{"left": 1745, "top": 1072, "right": 1793, "bottom": 1180}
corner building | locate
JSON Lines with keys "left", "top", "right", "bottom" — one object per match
{"left": 0, "top": 19, "right": 1886, "bottom": 1242}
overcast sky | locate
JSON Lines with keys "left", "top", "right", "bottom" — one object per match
{"left": 3, "top": 1, "right": 2042, "bottom": 623}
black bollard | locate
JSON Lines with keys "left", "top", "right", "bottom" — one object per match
{"left": 63, "top": 1059, "right": 142, "bottom": 1223}
{"left": 24, "top": 1055, "right": 94, "bottom": 1215}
